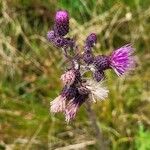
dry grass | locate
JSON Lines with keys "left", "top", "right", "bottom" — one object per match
{"left": 0, "top": 0, "right": 150, "bottom": 149}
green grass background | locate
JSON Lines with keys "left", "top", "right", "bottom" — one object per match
{"left": 0, "top": 0, "right": 150, "bottom": 149}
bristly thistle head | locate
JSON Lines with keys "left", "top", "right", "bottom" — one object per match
{"left": 109, "top": 44, "right": 135, "bottom": 76}
{"left": 65, "top": 93, "right": 88, "bottom": 123}
{"left": 48, "top": 10, "right": 136, "bottom": 122}
{"left": 85, "top": 33, "right": 97, "bottom": 48}
{"left": 94, "top": 55, "right": 110, "bottom": 71}
{"left": 54, "top": 10, "right": 69, "bottom": 36}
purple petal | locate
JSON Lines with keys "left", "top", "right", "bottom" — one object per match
{"left": 109, "top": 44, "right": 135, "bottom": 76}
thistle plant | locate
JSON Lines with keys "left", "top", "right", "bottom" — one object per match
{"left": 47, "top": 10, "right": 135, "bottom": 123}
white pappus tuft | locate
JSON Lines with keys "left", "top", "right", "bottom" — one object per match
{"left": 85, "top": 79, "right": 109, "bottom": 102}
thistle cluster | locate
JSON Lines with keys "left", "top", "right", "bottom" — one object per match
{"left": 47, "top": 10, "right": 135, "bottom": 123}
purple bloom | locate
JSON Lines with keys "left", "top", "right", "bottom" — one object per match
{"left": 50, "top": 77, "right": 109, "bottom": 122}
{"left": 109, "top": 44, "right": 135, "bottom": 76}
{"left": 50, "top": 86, "right": 78, "bottom": 113}
{"left": 54, "top": 10, "right": 69, "bottom": 36}
{"left": 93, "top": 45, "right": 135, "bottom": 78}
{"left": 48, "top": 10, "right": 136, "bottom": 123}
{"left": 65, "top": 94, "right": 88, "bottom": 123}
{"left": 94, "top": 55, "right": 110, "bottom": 71}
{"left": 85, "top": 33, "right": 97, "bottom": 48}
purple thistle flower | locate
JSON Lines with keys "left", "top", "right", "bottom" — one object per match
{"left": 48, "top": 10, "right": 136, "bottom": 123}
{"left": 50, "top": 86, "right": 78, "bottom": 113}
{"left": 94, "top": 55, "right": 110, "bottom": 71}
{"left": 109, "top": 44, "right": 135, "bottom": 76}
{"left": 65, "top": 94, "right": 88, "bottom": 123}
{"left": 54, "top": 10, "right": 69, "bottom": 36}
{"left": 85, "top": 33, "right": 97, "bottom": 48}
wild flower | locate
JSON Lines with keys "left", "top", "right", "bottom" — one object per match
{"left": 48, "top": 10, "right": 135, "bottom": 122}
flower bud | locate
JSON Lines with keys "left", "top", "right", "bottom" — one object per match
{"left": 54, "top": 10, "right": 69, "bottom": 36}
{"left": 94, "top": 55, "right": 110, "bottom": 71}
{"left": 85, "top": 33, "right": 97, "bottom": 48}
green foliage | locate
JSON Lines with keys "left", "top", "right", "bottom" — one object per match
{"left": 135, "top": 125, "right": 150, "bottom": 150}
{"left": 0, "top": 0, "right": 150, "bottom": 149}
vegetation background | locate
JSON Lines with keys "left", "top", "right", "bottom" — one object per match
{"left": 0, "top": 0, "right": 150, "bottom": 149}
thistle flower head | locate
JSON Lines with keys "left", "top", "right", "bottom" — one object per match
{"left": 65, "top": 94, "right": 88, "bottom": 123}
{"left": 109, "top": 44, "right": 135, "bottom": 76}
{"left": 94, "top": 55, "right": 110, "bottom": 71}
{"left": 54, "top": 10, "right": 69, "bottom": 36}
{"left": 85, "top": 33, "right": 97, "bottom": 48}
{"left": 50, "top": 86, "right": 78, "bottom": 114}
{"left": 48, "top": 10, "right": 136, "bottom": 123}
